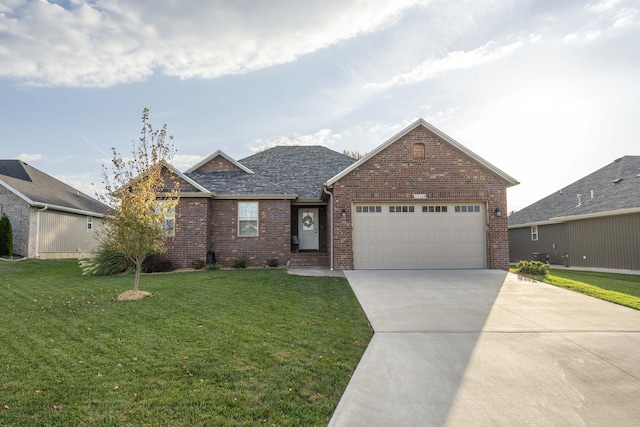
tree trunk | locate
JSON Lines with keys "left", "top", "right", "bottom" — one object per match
{"left": 133, "top": 258, "right": 143, "bottom": 291}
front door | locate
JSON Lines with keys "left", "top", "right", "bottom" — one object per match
{"left": 298, "top": 208, "right": 319, "bottom": 250}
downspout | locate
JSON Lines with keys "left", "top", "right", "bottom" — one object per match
{"left": 35, "top": 205, "right": 48, "bottom": 258}
{"left": 322, "top": 186, "right": 334, "bottom": 270}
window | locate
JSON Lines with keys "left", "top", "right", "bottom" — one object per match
{"left": 413, "top": 143, "right": 425, "bottom": 160}
{"left": 238, "top": 202, "right": 258, "bottom": 237}
{"left": 422, "top": 205, "right": 448, "bottom": 213}
{"left": 389, "top": 205, "right": 415, "bottom": 213}
{"left": 531, "top": 225, "right": 538, "bottom": 241}
{"left": 356, "top": 206, "right": 382, "bottom": 213}
{"left": 155, "top": 201, "right": 175, "bottom": 237}
{"left": 86, "top": 216, "right": 93, "bottom": 231}
{"left": 454, "top": 205, "right": 480, "bottom": 213}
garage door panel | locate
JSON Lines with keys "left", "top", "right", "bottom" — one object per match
{"left": 353, "top": 203, "right": 486, "bottom": 269}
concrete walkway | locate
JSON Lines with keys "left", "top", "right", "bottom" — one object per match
{"left": 329, "top": 270, "right": 640, "bottom": 426}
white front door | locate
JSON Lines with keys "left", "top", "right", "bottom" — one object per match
{"left": 298, "top": 208, "right": 319, "bottom": 250}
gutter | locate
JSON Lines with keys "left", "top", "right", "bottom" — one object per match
{"left": 322, "top": 186, "right": 334, "bottom": 271}
{"left": 509, "top": 207, "right": 640, "bottom": 229}
{"left": 32, "top": 202, "right": 106, "bottom": 218}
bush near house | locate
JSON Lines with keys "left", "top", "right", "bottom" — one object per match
{"left": 516, "top": 260, "right": 549, "bottom": 276}
{"left": 0, "top": 213, "right": 14, "bottom": 256}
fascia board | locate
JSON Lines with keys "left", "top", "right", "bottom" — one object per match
{"left": 214, "top": 194, "right": 298, "bottom": 200}
{"left": 550, "top": 207, "right": 640, "bottom": 222}
{"left": 326, "top": 118, "right": 519, "bottom": 187}
{"left": 162, "top": 162, "right": 212, "bottom": 193}
{"left": 0, "top": 178, "right": 34, "bottom": 205}
{"left": 184, "top": 150, "right": 254, "bottom": 174}
{"left": 32, "top": 202, "right": 107, "bottom": 217}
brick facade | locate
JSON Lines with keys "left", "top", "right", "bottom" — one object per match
{"left": 330, "top": 126, "right": 510, "bottom": 270}
{"left": 164, "top": 197, "right": 210, "bottom": 268}
{"left": 0, "top": 186, "right": 32, "bottom": 257}
{"left": 166, "top": 198, "right": 291, "bottom": 268}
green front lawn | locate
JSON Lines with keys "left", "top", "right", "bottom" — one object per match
{"left": 0, "top": 260, "right": 372, "bottom": 426}
{"left": 511, "top": 267, "right": 640, "bottom": 310}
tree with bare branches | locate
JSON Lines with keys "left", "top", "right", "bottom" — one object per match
{"left": 97, "top": 108, "right": 180, "bottom": 292}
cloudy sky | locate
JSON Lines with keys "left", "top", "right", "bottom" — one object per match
{"left": 1, "top": 0, "right": 638, "bottom": 212}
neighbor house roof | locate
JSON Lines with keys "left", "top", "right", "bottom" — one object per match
{"left": 0, "top": 160, "right": 108, "bottom": 216}
{"left": 326, "top": 118, "right": 519, "bottom": 187}
{"left": 508, "top": 155, "right": 640, "bottom": 228}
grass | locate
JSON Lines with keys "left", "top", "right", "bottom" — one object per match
{"left": 0, "top": 260, "right": 372, "bottom": 426}
{"left": 511, "top": 266, "right": 640, "bottom": 310}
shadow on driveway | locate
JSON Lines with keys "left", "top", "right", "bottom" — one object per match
{"left": 329, "top": 270, "right": 640, "bottom": 426}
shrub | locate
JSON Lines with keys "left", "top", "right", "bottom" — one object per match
{"left": 232, "top": 256, "right": 248, "bottom": 269}
{"left": 266, "top": 257, "right": 278, "bottom": 267}
{"left": 206, "top": 262, "right": 222, "bottom": 271}
{"left": 191, "top": 259, "right": 205, "bottom": 270}
{"left": 142, "top": 254, "right": 174, "bottom": 273}
{"left": 516, "top": 260, "right": 549, "bottom": 276}
{"left": 0, "top": 213, "right": 13, "bottom": 256}
{"left": 80, "top": 241, "right": 131, "bottom": 276}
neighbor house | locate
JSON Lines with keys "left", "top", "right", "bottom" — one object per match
{"left": 508, "top": 156, "right": 640, "bottom": 271}
{"left": 0, "top": 160, "right": 108, "bottom": 258}
{"left": 160, "top": 119, "right": 518, "bottom": 270}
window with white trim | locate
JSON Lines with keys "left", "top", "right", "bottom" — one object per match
{"left": 155, "top": 201, "right": 176, "bottom": 237}
{"left": 531, "top": 225, "right": 538, "bottom": 241}
{"left": 86, "top": 216, "right": 93, "bottom": 231}
{"left": 238, "top": 202, "right": 259, "bottom": 237}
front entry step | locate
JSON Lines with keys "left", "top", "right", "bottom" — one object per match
{"left": 289, "top": 252, "right": 329, "bottom": 267}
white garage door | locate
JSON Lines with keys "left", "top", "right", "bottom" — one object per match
{"left": 353, "top": 203, "right": 486, "bottom": 269}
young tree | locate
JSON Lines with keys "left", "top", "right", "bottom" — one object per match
{"left": 342, "top": 149, "right": 366, "bottom": 160}
{"left": 0, "top": 213, "right": 13, "bottom": 256}
{"left": 98, "top": 108, "right": 180, "bottom": 292}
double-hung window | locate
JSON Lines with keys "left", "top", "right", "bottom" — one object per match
{"left": 238, "top": 202, "right": 258, "bottom": 237}
{"left": 531, "top": 225, "right": 538, "bottom": 241}
{"left": 156, "top": 201, "right": 176, "bottom": 237}
{"left": 86, "top": 216, "right": 93, "bottom": 231}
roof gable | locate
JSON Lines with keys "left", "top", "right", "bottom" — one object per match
{"left": 185, "top": 150, "right": 254, "bottom": 174}
{"left": 326, "top": 119, "right": 518, "bottom": 187}
{"left": 508, "top": 156, "right": 640, "bottom": 226}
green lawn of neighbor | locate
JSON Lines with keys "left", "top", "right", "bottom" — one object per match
{"left": 0, "top": 260, "right": 372, "bottom": 426}
{"left": 511, "top": 267, "right": 640, "bottom": 310}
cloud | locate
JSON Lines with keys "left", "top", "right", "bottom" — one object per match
{"left": 172, "top": 154, "right": 203, "bottom": 171}
{"left": 54, "top": 173, "right": 98, "bottom": 198}
{"left": 249, "top": 129, "right": 341, "bottom": 153}
{"left": 364, "top": 36, "right": 527, "bottom": 90}
{"left": 17, "top": 153, "right": 43, "bottom": 162}
{"left": 0, "top": 0, "right": 423, "bottom": 87}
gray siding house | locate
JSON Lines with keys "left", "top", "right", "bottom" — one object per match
{"left": 508, "top": 156, "right": 640, "bottom": 271}
{"left": 0, "top": 160, "right": 108, "bottom": 259}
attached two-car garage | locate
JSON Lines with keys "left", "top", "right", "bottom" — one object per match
{"left": 352, "top": 203, "right": 487, "bottom": 269}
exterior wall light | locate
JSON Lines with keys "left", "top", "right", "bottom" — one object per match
{"left": 341, "top": 209, "right": 347, "bottom": 218}
{"left": 494, "top": 207, "right": 502, "bottom": 217}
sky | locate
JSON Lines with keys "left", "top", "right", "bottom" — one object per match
{"left": 1, "top": 0, "right": 638, "bottom": 213}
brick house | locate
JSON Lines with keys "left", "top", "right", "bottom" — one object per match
{"left": 162, "top": 119, "right": 518, "bottom": 270}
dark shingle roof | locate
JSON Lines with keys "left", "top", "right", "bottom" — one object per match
{"left": 508, "top": 156, "right": 640, "bottom": 226}
{"left": 239, "top": 146, "right": 356, "bottom": 199}
{"left": 185, "top": 171, "right": 292, "bottom": 196}
{"left": 0, "top": 160, "right": 107, "bottom": 215}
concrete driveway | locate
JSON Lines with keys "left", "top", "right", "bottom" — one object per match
{"left": 329, "top": 270, "right": 640, "bottom": 426}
